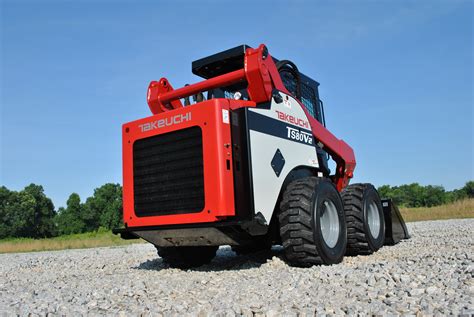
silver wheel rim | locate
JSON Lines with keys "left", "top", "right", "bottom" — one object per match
{"left": 319, "top": 200, "right": 340, "bottom": 248}
{"left": 367, "top": 201, "right": 381, "bottom": 238}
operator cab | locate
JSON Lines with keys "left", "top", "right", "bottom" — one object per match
{"left": 192, "top": 45, "right": 325, "bottom": 126}
{"left": 192, "top": 44, "right": 329, "bottom": 174}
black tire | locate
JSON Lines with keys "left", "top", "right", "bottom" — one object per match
{"left": 279, "top": 177, "right": 347, "bottom": 267}
{"left": 156, "top": 246, "right": 218, "bottom": 269}
{"left": 341, "top": 183, "right": 386, "bottom": 255}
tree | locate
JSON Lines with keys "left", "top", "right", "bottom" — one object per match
{"left": 378, "top": 181, "right": 473, "bottom": 208}
{"left": 0, "top": 184, "right": 56, "bottom": 238}
{"left": 462, "top": 181, "right": 474, "bottom": 198}
{"left": 23, "top": 184, "right": 56, "bottom": 238}
{"left": 0, "top": 186, "right": 13, "bottom": 238}
{"left": 83, "top": 183, "right": 123, "bottom": 230}
{"left": 0, "top": 187, "right": 35, "bottom": 238}
{"left": 377, "top": 185, "right": 391, "bottom": 200}
{"left": 55, "top": 193, "right": 85, "bottom": 235}
{"left": 421, "top": 185, "right": 446, "bottom": 207}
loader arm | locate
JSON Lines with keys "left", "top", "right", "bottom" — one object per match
{"left": 147, "top": 44, "right": 355, "bottom": 191}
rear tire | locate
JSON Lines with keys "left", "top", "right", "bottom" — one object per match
{"left": 156, "top": 246, "right": 218, "bottom": 269}
{"left": 341, "top": 183, "right": 385, "bottom": 255}
{"left": 279, "top": 177, "right": 347, "bottom": 266}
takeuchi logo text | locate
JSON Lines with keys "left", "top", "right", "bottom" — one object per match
{"left": 139, "top": 113, "right": 192, "bottom": 132}
{"left": 275, "top": 110, "right": 310, "bottom": 129}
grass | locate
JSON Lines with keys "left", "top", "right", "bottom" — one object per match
{"left": 399, "top": 198, "right": 474, "bottom": 222}
{"left": 1, "top": 199, "right": 472, "bottom": 254}
{"left": 0, "top": 229, "right": 143, "bottom": 254}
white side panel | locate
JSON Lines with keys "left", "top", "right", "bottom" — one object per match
{"left": 249, "top": 131, "right": 318, "bottom": 222}
{"left": 248, "top": 92, "right": 319, "bottom": 223}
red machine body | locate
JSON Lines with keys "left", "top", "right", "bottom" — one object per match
{"left": 116, "top": 44, "right": 411, "bottom": 269}
{"left": 123, "top": 100, "right": 236, "bottom": 227}
{"left": 122, "top": 45, "right": 355, "bottom": 228}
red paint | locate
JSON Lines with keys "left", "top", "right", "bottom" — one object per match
{"left": 144, "top": 44, "right": 356, "bottom": 193}
{"left": 146, "top": 45, "right": 289, "bottom": 114}
{"left": 303, "top": 109, "right": 356, "bottom": 191}
{"left": 147, "top": 78, "right": 184, "bottom": 114}
{"left": 123, "top": 100, "right": 235, "bottom": 227}
{"left": 126, "top": 43, "right": 356, "bottom": 228}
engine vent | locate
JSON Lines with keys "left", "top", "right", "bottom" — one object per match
{"left": 133, "top": 126, "right": 205, "bottom": 217}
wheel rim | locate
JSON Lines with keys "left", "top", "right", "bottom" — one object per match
{"left": 319, "top": 200, "right": 340, "bottom": 248}
{"left": 367, "top": 201, "right": 381, "bottom": 238}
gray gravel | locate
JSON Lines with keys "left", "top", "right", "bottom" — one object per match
{"left": 1, "top": 219, "right": 473, "bottom": 316}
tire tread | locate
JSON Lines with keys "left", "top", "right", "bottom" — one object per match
{"left": 279, "top": 177, "right": 323, "bottom": 266}
{"left": 341, "top": 183, "right": 381, "bottom": 255}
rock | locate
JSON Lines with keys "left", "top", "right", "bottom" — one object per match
{"left": 426, "top": 286, "right": 438, "bottom": 294}
{"left": 265, "top": 309, "right": 281, "bottom": 317}
{"left": 367, "top": 276, "right": 376, "bottom": 286}
{"left": 409, "top": 289, "right": 425, "bottom": 296}
{"left": 0, "top": 219, "right": 472, "bottom": 315}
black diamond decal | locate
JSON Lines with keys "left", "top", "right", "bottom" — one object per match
{"left": 271, "top": 149, "right": 285, "bottom": 177}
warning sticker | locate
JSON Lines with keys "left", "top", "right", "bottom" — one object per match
{"left": 222, "top": 109, "right": 229, "bottom": 124}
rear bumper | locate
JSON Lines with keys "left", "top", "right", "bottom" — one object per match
{"left": 122, "top": 99, "right": 236, "bottom": 228}
{"left": 113, "top": 218, "right": 267, "bottom": 246}
{"left": 113, "top": 224, "right": 243, "bottom": 246}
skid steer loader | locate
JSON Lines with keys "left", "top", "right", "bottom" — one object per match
{"left": 114, "top": 44, "right": 409, "bottom": 268}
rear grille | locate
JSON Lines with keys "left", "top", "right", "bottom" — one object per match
{"left": 133, "top": 126, "right": 205, "bottom": 217}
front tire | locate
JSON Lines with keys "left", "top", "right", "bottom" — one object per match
{"left": 279, "top": 177, "right": 347, "bottom": 266}
{"left": 156, "top": 246, "right": 218, "bottom": 269}
{"left": 341, "top": 183, "right": 385, "bottom": 255}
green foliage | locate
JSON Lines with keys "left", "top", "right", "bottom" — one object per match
{"left": 0, "top": 184, "right": 56, "bottom": 239}
{"left": 0, "top": 183, "right": 122, "bottom": 239}
{"left": 1, "top": 180, "right": 470, "bottom": 240}
{"left": 463, "top": 181, "right": 474, "bottom": 198}
{"left": 445, "top": 189, "right": 467, "bottom": 203}
{"left": 24, "top": 184, "right": 57, "bottom": 238}
{"left": 377, "top": 181, "right": 473, "bottom": 208}
{"left": 55, "top": 193, "right": 86, "bottom": 235}
{"left": 82, "top": 183, "right": 123, "bottom": 231}
{"left": 55, "top": 184, "right": 123, "bottom": 234}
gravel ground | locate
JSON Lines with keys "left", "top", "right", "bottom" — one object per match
{"left": 0, "top": 219, "right": 473, "bottom": 316}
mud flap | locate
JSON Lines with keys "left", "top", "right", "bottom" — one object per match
{"left": 381, "top": 199, "right": 410, "bottom": 245}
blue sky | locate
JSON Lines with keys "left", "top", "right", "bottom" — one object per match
{"left": 1, "top": 0, "right": 472, "bottom": 209}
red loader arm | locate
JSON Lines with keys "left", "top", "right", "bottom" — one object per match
{"left": 146, "top": 44, "right": 355, "bottom": 191}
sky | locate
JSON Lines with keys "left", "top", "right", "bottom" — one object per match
{"left": 1, "top": 0, "right": 473, "bottom": 209}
